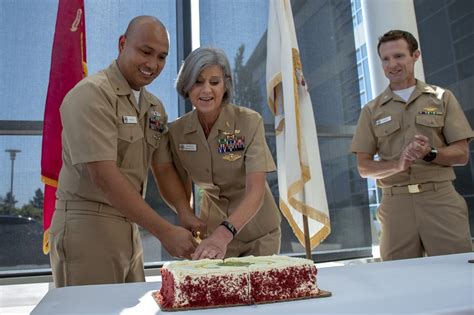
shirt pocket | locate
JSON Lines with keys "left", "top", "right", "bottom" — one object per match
{"left": 373, "top": 120, "right": 401, "bottom": 137}
{"left": 415, "top": 115, "right": 444, "bottom": 128}
{"left": 117, "top": 125, "right": 144, "bottom": 167}
{"left": 415, "top": 115, "right": 445, "bottom": 146}
{"left": 117, "top": 125, "right": 144, "bottom": 143}
{"left": 373, "top": 120, "right": 401, "bottom": 159}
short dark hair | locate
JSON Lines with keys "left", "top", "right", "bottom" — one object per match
{"left": 377, "top": 30, "right": 419, "bottom": 56}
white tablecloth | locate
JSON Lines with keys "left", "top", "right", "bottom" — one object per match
{"left": 31, "top": 253, "right": 474, "bottom": 314}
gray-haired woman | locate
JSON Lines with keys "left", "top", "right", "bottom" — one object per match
{"left": 167, "top": 47, "right": 281, "bottom": 260}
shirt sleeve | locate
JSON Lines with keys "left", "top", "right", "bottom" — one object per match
{"left": 442, "top": 89, "right": 474, "bottom": 143}
{"left": 152, "top": 132, "right": 173, "bottom": 163}
{"left": 167, "top": 130, "right": 190, "bottom": 184}
{"left": 60, "top": 81, "right": 118, "bottom": 165}
{"left": 351, "top": 105, "right": 377, "bottom": 155}
{"left": 245, "top": 115, "right": 277, "bottom": 173}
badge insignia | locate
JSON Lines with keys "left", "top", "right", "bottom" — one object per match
{"left": 223, "top": 153, "right": 242, "bottom": 162}
{"left": 122, "top": 116, "right": 138, "bottom": 124}
{"left": 179, "top": 144, "right": 197, "bottom": 151}
{"left": 418, "top": 107, "right": 443, "bottom": 115}
{"left": 217, "top": 130, "right": 245, "bottom": 153}
{"left": 375, "top": 116, "right": 392, "bottom": 126}
{"left": 148, "top": 109, "right": 166, "bottom": 132}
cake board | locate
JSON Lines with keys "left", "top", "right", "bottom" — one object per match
{"left": 153, "top": 289, "right": 332, "bottom": 312}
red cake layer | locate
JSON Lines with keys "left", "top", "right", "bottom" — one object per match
{"left": 250, "top": 265, "right": 317, "bottom": 302}
{"left": 157, "top": 258, "right": 319, "bottom": 310}
{"left": 159, "top": 269, "right": 251, "bottom": 309}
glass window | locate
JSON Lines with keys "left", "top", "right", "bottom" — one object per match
{"left": 356, "top": 11, "right": 363, "bottom": 25}
{"left": 354, "top": 0, "right": 361, "bottom": 11}
{"left": 199, "top": 0, "right": 371, "bottom": 261}
{"left": 350, "top": 0, "right": 363, "bottom": 27}
{"left": 415, "top": 0, "right": 474, "bottom": 236}
{"left": 0, "top": 0, "right": 180, "bottom": 273}
{"left": 356, "top": 47, "right": 362, "bottom": 61}
{"left": 359, "top": 91, "right": 366, "bottom": 105}
{"left": 361, "top": 43, "right": 367, "bottom": 58}
{"left": 363, "top": 59, "right": 372, "bottom": 100}
{"left": 358, "top": 77, "right": 365, "bottom": 91}
{"left": 0, "top": 136, "right": 47, "bottom": 272}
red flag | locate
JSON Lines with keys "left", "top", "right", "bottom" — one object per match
{"left": 41, "top": 0, "right": 87, "bottom": 254}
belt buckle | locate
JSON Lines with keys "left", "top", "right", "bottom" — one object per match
{"left": 408, "top": 184, "right": 422, "bottom": 193}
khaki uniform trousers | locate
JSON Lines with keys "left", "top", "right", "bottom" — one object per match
{"left": 49, "top": 200, "right": 145, "bottom": 287}
{"left": 378, "top": 181, "right": 472, "bottom": 261}
{"left": 224, "top": 226, "right": 281, "bottom": 258}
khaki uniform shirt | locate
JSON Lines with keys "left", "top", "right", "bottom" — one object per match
{"left": 57, "top": 61, "right": 171, "bottom": 203}
{"left": 167, "top": 104, "right": 281, "bottom": 242}
{"left": 351, "top": 80, "right": 474, "bottom": 188}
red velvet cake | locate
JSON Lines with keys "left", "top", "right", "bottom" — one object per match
{"left": 154, "top": 255, "right": 321, "bottom": 310}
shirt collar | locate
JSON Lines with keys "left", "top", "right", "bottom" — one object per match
{"left": 105, "top": 61, "right": 132, "bottom": 96}
{"left": 183, "top": 103, "right": 235, "bottom": 135}
{"left": 105, "top": 61, "right": 158, "bottom": 112}
{"left": 378, "top": 80, "right": 437, "bottom": 106}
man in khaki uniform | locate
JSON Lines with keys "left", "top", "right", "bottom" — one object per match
{"left": 163, "top": 47, "right": 281, "bottom": 260}
{"left": 49, "top": 16, "right": 199, "bottom": 287}
{"left": 352, "top": 30, "right": 473, "bottom": 261}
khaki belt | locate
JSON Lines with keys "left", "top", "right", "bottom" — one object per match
{"left": 382, "top": 181, "right": 451, "bottom": 195}
{"left": 55, "top": 200, "right": 126, "bottom": 218}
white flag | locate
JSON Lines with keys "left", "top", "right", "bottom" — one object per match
{"left": 266, "top": 0, "right": 330, "bottom": 249}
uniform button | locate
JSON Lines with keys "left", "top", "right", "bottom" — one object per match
{"left": 130, "top": 136, "right": 133, "bottom": 141}
{"left": 206, "top": 168, "right": 210, "bottom": 173}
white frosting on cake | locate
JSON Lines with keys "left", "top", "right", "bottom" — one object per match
{"left": 163, "top": 255, "right": 315, "bottom": 281}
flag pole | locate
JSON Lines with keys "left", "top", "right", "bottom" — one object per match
{"left": 302, "top": 186, "right": 311, "bottom": 260}
{"left": 302, "top": 214, "right": 312, "bottom": 260}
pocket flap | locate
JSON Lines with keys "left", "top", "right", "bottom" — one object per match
{"left": 117, "top": 125, "right": 144, "bottom": 143}
{"left": 374, "top": 121, "right": 400, "bottom": 137}
{"left": 415, "top": 115, "right": 444, "bottom": 127}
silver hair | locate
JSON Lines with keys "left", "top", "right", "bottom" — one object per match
{"left": 176, "top": 47, "right": 233, "bottom": 104}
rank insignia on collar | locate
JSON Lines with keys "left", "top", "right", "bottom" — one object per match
{"left": 149, "top": 109, "right": 166, "bottom": 132}
{"left": 218, "top": 130, "right": 245, "bottom": 154}
{"left": 223, "top": 153, "right": 242, "bottom": 162}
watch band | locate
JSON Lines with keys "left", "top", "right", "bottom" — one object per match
{"left": 423, "top": 147, "right": 438, "bottom": 162}
{"left": 220, "top": 220, "right": 237, "bottom": 237}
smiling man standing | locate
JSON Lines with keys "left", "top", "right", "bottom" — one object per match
{"left": 351, "top": 30, "right": 473, "bottom": 261}
{"left": 49, "top": 16, "right": 203, "bottom": 287}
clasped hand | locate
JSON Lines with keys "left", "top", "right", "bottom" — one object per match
{"left": 398, "top": 134, "right": 431, "bottom": 170}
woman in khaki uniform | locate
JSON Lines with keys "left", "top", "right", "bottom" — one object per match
{"left": 167, "top": 47, "right": 282, "bottom": 260}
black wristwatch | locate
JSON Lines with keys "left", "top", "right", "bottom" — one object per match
{"left": 423, "top": 147, "right": 438, "bottom": 162}
{"left": 220, "top": 220, "right": 237, "bottom": 237}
